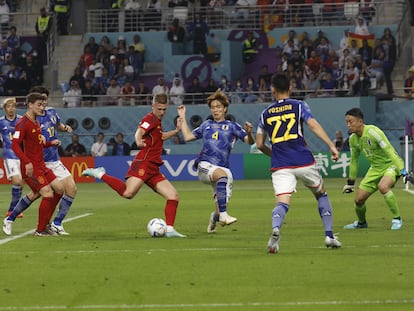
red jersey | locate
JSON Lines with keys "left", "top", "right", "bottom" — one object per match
{"left": 135, "top": 112, "right": 163, "bottom": 165}
{"left": 12, "top": 114, "right": 47, "bottom": 170}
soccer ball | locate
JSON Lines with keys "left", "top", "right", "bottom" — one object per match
{"left": 147, "top": 218, "right": 167, "bottom": 237}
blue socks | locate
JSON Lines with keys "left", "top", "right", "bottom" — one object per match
{"left": 8, "top": 195, "right": 32, "bottom": 221}
{"left": 53, "top": 194, "right": 74, "bottom": 226}
{"left": 272, "top": 202, "right": 289, "bottom": 229}
{"left": 8, "top": 185, "right": 22, "bottom": 212}
{"left": 216, "top": 177, "right": 228, "bottom": 213}
{"left": 318, "top": 192, "right": 334, "bottom": 238}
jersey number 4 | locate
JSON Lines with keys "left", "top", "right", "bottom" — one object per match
{"left": 266, "top": 113, "right": 298, "bottom": 144}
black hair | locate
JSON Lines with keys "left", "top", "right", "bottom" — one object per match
{"left": 271, "top": 73, "right": 290, "bottom": 93}
{"left": 345, "top": 108, "right": 364, "bottom": 120}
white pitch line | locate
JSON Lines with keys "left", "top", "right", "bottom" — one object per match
{"left": 0, "top": 213, "right": 93, "bottom": 245}
{"left": 0, "top": 299, "right": 414, "bottom": 310}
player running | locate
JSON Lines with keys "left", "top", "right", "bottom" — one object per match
{"left": 256, "top": 73, "right": 341, "bottom": 253}
{"left": 82, "top": 93, "right": 186, "bottom": 238}
{"left": 0, "top": 98, "right": 24, "bottom": 218}
{"left": 343, "top": 107, "right": 406, "bottom": 230}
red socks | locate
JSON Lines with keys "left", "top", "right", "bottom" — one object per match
{"left": 165, "top": 200, "right": 178, "bottom": 226}
{"left": 102, "top": 174, "right": 127, "bottom": 196}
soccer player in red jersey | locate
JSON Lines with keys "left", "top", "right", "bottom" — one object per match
{"left": 3, "top": 93, "right": 64, "bottom": 236}
{"left": 82, "top": 93, "right": 186, "bottom": 237}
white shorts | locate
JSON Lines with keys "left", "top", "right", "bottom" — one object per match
{"left": 45, "top": 160, "right": 72, "bottom": 181}
{"left": 3, "top": 158, "right": 21, "bottom": 180}
{"left": 197, "top": 161, "right": 233, "bottom": 200}
{"left": 271, "top": 164, "right": 323, "bottom": 196}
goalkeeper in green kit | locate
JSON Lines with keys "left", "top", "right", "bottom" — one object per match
{"left": 343, "top": 108, "right": 408, "bottom": 230}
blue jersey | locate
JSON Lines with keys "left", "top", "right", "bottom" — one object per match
{"left": 0, "top": 114, "right": 21, "bottom": 159}
{"left": 37, "top": 107, "right": 62, "bottom": 162}
{"left": 192, "top": 119, "right": 247, "bottom": 168}
{"left": 258, "top": 98, "right": 315, "bottom": 170}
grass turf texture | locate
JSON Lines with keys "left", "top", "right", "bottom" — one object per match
{"left": 1, "top": 179, "right": 414, "bottom": 311}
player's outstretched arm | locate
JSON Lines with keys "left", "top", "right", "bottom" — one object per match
{"left": 243, "top": 121, "right": 255, "bottom": 145}
{"left": 177, "top": 105, "right": 196, "bottom": 141}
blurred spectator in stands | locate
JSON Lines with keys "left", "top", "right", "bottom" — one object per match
{"left": 338, "top": 48, "right": 352, "bottom": 70}
{"left": 203, "top": 78, "right": 218, "bottom": 95}
{"left": 370, "top": 46, "right": 385, "bottom": 89}
{"left": 0, "top": 0, "right": 10, "bottom": 37}
{"left": 353, "top": 53, "right": 363, "bottom": 70}
{"left": 242, "top": 31, "right": 258, "bottom": 64}
{"left": 132, "top": 34, "right": 145, "bottom": 73}
{"left": 107, "top": 54, "right": 120, "bottom": 80}
{"left": 244, "top": 76, "right": 259, "bottom": 103}
{"left": 125, "top": 0, "right": 141, "bottom": 32}
{"left": 360, "top": 0, "right": 375, "bottom": 23}
{"left": 63, "top": 80, "right": 81, "bottom": 107}
{"left": 0, "top": 38, "right": 12, "bottom": 71}
{"left": 348, "top": 39, "right": 359, "bottom": 59}
{"left": 4, "top": 63, "right": 29, "bottom": 95}
{"left": 337, "top": 73, "right": 352, "bottom": 96}
{"left": 337, "top": 29, "right": 349, "bottom": 57}
{"left": 52, "top": 0, "right": 71, "bottom": 35}
{"left": 85, "top": 37, "right": 99, "bottom": 56}
{"left": 306, "top": 50, "right": 322, "bottom": 76}
{"left": 344, "top": 59, "right": 359, "bottom": 88}
{"left": 121, "top": 58, "right": 135, "bottom": 82}
{"left": 283, "top": 30, "right": 299, "bottom": 50}
{"left": 152, "top": 77, "right": 169, "bottom": 95}
{"left": 23, "top": 54, "right": 43, "bottom": 86}
{"left": 64, "top": 134, "right": 87, "bottom": 157}
{"left": 80, "top": 46, "right": 95, "bottom": 70}
{"left": 234, "top": 0, "right": 257, "bottom": 28}
{"left": 231, "top": 79, "right": 245, "bottom": 104}
{"left": 352, "top": 71, "right": 370, "bottom": 96}
{"left": 100, "top": 35, "right": 114, "bottom": 53}
{"left": 282, "top": 39, "right": 295, "bottom": 59}
{"left": 332, "top": 130, "right": 344, "bottom": 151}
{"left": 7, "top": 26, "right": 20, "bottom": 57}
{"left": 112, "top": 132, "right": 131, "bottom": 156}
{"left": 404, "top": 66, "right": 414, "bottom": 98}
{"left": 136, "top": 79, "right": 150, "bottom": 105}
{"left": 89, "top": 58, "right": 104, "bottom": 80}
{"left": 69, "top": 66, "right": 85, "bottom": 90}
{"left": 381, "top": 27, "right": 397, "bottom": 94}
{"left": 126, "top": 45, "right": 141, "bottom": 80}
{"left": 315, "top": 37, "right": 331, "bottom": 63}
{"left": 185, "top": 76, "right": 204, "bottom": 104}
{"left": 117, "top": 35, "right": 127, "bottom": 60}
{"left": 106, "top": 78, "right": 121, "bottom": 105}
{"left": 81, "top": 79, "right": 98, "bottom": 107}
{"left": 119, "top": 81, "right": 136, "bottom": 106}
{"left": 218, "top": 75, "right": 233, "bottom": 93}
{"left": 96, "top": 45, "right": 109, "bottom": 64}
{"left": 289, "top": 77, "right": 301, "bottom": 99}
{"left": 304, "top": 71, "right": 320, "bottom": 98}
{"left": 300, "top": 38, "right": 313, "bottom": 61}
{"left": 324, "top": 49, "right": 339, "bottom": 71}
{"left": 319, "top": 72, "right": 337, "bottom": 97}
{"left": 91, "top": 132, "right": 107, "bottom": 157}
{"left": 331, "top": 60, "right": 343, "bottom": 82}
{"left": 288, "top": 50, "right": 304, "bottom": 72}
{"left": 358, "top": 39, "right": 372, "bottom": 66}
{"left": 145, "top": 0, "right": 162, "bottom": 30}
{"left": 188, "top": 12, "right": 209, "bottom": 55}
{"left": 258, "top": 64, "right": 272, "bottom": 87}
{"left": 354, "top": 16, "right": 370, "bottom": 35}
{"left": 168, "top": 18, "right": 186, "bottom": 44}
{"left": 312, "top": 29, "right": 328, "bottom": 50}
{"left": 259, "top": 76, "right": 271, "bottom": 102}
{"left": 169, "top": 77, "right": 185, "bottom": 105}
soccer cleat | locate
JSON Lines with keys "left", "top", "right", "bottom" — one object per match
{"left": 34, "top": 230, "right": 55, "bottom": 237}
{"left": 45, "top": 224, "right": 58, "bottom": 236}
{"left": 207, "top": 212, "right": 218, "bottom": 233}
{"left": 343, "top": 220, "right": 368, "bottom": 229}
{"left": 82, "top": 167, "right": 106, "bottom": 179}
{"left": 51, "top": 223, "right": 70, "bottom": 235}
{"left": 5, "top": 211, "right": 23, "bottom": 218}
{"left": 267, "top": 228, "right": 280, "bottom": 254}
{"left": 325, "top": 236, "right": 342, "bottom": 248}
{"left": 3, "top": 218, "right": 13, "bottom": 235}
{"left": 165, "top": 228, "right": 186, "bottom": 238}
{"left": 219, "top": 214, "right": 237, "bottom": 226}
{"left": 391, "top": 218, "right": 403, "bottom": 230}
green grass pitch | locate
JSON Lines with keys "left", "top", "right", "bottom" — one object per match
{"left": 1, "top": 179, "right": 414, "bottom": 310}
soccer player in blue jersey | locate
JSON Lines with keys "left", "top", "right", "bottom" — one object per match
{"left": 32, "top": 86, "right": 77, "bottom": 235}
{"left": 0, "top": 97, "right": 24, "bottom": 218}
{"left": 178, "top": 89, "right": 255, "bottom": 233}
{"left": 256, "top": 73, "right": 341, "bottom": 254}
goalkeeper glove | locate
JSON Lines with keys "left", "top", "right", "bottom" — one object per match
{"left": 343, "top": 179, "right": 355, "bottom": 194}
{"left": 401, "top": 169, "right": 414, "bottom": 185}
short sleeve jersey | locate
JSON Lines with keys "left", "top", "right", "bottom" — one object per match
{"left": 12, "top": 115, "right": 46, "bottom": 170}
{"left": 38, "top": 107, "right": 61, "bottom": 162}
{"left": 192, "top": 119, "right": 247, "bottom": 168}
{"left": 258, "top": 98, "right": 315, "bottom": 170}
{"left": 348, "top": 124, "right": 404, "bottom": 179}
{"left": 0, "top": 114, "right": 21, "bottom": 160}
{"left": 135, "top": 112, "right": 163, "bottom": 165}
